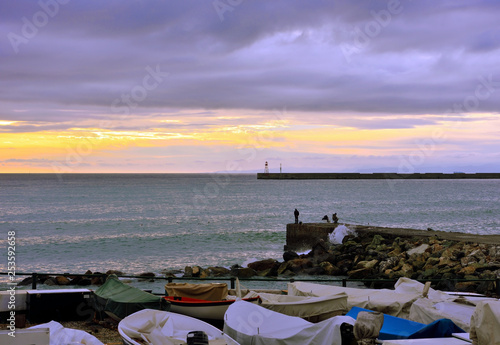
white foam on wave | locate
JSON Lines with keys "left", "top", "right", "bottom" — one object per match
{"left": 241, "top": 257, "right": 258, "bottom": 268}
{"left": 328, "top": 225, "right": 356, "bottom": 244}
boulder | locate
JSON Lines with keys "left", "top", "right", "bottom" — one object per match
{"left": 407, "top": 244, "right": 429, "bottom": 256}
{"left": 44, "top": 278, "right": 57, "bottom": 286}
{"left": 459, "top": 266, "right": 477, "bottom": 276}
{"left": 55, "top": 276, "right": 71, "bottom": 285}
{"left": 206, "top": 266, "right": 231, "bottom": 277}
{"left": 319, "top": 261, "right": 341, "bottom": 275}
{"left": 283, "top": 251, "right": 299, "bottom": 261}
{"left": 234, "top": 267, "right": 256, "bottom": 278}
{"left": 138, "top": 272, "right": 156, "bottom": 281}
{"left": 91, "top": 272, "right": 106, "bottom": 285}
{"left": 183, "top": 266, "right": 193, "bottom": 277}
{"left": 248, "top": 259, "right": 279, "bottom": 272}
{"left": 285, "top": 258, "right": 313, "bottom": 274}
{"left": 354, "top": 259, "right": 379, "bottom": 270}
{"left": 191, "top": 266, "right": 202, "bottom": 277}
{"left": 106, "top": 270, "right": 124, "bottom": 276}
{"left": 423, "top": 257, "right": 440, "bottom": 270}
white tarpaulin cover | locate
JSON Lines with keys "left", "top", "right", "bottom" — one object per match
{"left": 223, "top": 300, "right": 355, "bottom": 345}
{"left": 288, "top": 281, "right": 420, "bottom": 318}
{"left": 30, "top": 321, "right": 104, "bottom": 345}
{"left": 119, "top": 309, "right": 240, "bottom": 345}
{"left": 408, "top": 298, "right": 475, "bottom": 332}
{"left": 469, "top": 300, "right": 500, "bottom": 345}
{"left": 244, "top": 291, "right": 348, "bottom": 321}
{"left": 382, "top": 338, "right": 470, "bottom": 344}
{"left": 396, "top": 277, "right": 497, "bottom": 332}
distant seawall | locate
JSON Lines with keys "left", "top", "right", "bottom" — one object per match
{"left": 258, "top": 172, "right": 500, "bottom": 179}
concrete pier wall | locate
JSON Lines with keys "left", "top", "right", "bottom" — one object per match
{"left": 258, "top": 172, "right": 500, "bottom": 179}
{"left": 286, "top": 223, "right": 339, "bottom": 251}
{"left": 286, "top": 223, "right": 500, "bottom": 251}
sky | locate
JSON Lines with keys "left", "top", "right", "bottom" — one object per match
{"left": 1, "top": 0, "right": 499, "bottom": 173}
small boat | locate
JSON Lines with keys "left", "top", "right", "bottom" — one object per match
{"left": 90, "top": 275, "right": 169, "bottom": 321}
{"left": 164, "top": 295, "right": 260, "bottom": 321}
{"left": 164, "top": 281, "right": 259, "bottom": 321}
{"left": 165, "top": 282, "right": 229, "bottom": 300}
{"left": 244, "top": 290, "right": 348, "bottom": 322}
{"left": 118, "top": 308, "right": 240, "bottom": 345}
{"left": 224, "top": 300, "right": 356, "bottom": 345}
{"left": 288, "top": 280, "right": 421, "bottom": 318}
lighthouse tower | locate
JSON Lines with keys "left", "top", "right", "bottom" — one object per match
{"left": 264, "top": 161, "right": 269, "bottom": 174}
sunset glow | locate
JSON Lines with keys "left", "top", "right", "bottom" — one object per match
{"left": 2, "top": 2, "right": 499, "bottom": 173}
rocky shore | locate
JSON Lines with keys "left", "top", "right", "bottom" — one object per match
{"left": 182, "top": 229, "right": 500, "bottom": 295}
{"left": 20, "top": 226, "right": 500, "bottom": 296}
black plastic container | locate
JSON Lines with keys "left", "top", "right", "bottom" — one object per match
{"left": 186, "top": 330, "right": 209, "bottom": 345}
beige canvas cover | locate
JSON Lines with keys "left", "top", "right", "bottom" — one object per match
{"left": 469, "top": 300, "right": 500, "bottom": 345}
{"left": 288, "top": 281, "right": 420, "bottom": 318}
{"left": 165, "top": 282, "right": 228, "bottom": 301}
{"left": 245, "top": 291, "right": 348, "bottom": 321}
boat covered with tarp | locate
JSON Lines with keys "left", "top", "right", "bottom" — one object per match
{"left": 244, "top": 290, "right": 348, "bottom": 322}
{"left": 165, "top": 282, "right": 229, "bottom": 300}
{"left": 91, "top": 275, "right": 169, "bottom": 320}
{"left": 118, "top": 308, "right": 240, "bottom": 345}
{"left": 224, "top": 300, "right": 356, "bottom": 345}
{"left": 164, "top": 282, "right": 258, "bottom": 321}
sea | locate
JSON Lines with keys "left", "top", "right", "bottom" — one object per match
{"left": 1, "top": 173, "right": 499, "bottom": 293}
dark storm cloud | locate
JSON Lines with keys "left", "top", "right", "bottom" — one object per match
{"left": 1, "top": 0, "right": 500, "bottom": 128}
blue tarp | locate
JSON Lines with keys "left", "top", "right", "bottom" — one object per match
{"left": 346, "top": 306, "right": 464, "bottom": 340}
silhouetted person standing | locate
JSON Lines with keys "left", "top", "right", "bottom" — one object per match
{"left": 332, "top": 213, "right": 339, "bottom": 224}
{"left": 294, "top": 208, "right": 299, "bottom": 224}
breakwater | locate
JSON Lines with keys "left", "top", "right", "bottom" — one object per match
{"left": 285, "top": 223, "right": 500, "bottom": 251}
{"left": 257, "top": 172, "right": 500, "bottom": 179}
{"left": 281, "top": 223, "right": 500, "bottom": 294}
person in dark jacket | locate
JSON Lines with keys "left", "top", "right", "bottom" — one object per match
{"left": 294, "top": 208, "right": 299, "bottom": 224}
{"left": 332, "top": 213, "right": 339, "bottom": 224}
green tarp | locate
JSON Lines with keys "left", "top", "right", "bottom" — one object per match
{"left": 91, "top": 275, "right": 169, "bottom": 320}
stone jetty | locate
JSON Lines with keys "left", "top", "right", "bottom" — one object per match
{"left": 184, "top": 223, "right": 500, "bottom": 295}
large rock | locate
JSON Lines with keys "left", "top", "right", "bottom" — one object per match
{"left": 354, "top": 259, "right": 379, "bottom": 270}
{"left": 206, "top": 266, "right": 231, "bottom": 277}
{"left": 183, "top": 266, "right": 193, "bottom": 277}
{"left": 55, "top": 276, "right": 71, "bottom": 285}
{"left": 284, "top": 258, "right": 313, "bottom": 274}
{"left": 407, "top": 244, "right": 429, "bottom": 256}
{"left": 283, "top": 251, "right": 299, "bottom": 261}
{"left": 233, "top": 267, "right": 256, "bottom": 278}
{"left": 248, "top": 259, "right": 279, "bottom": 272}
{"left": 319, "top": 261, "right": 341, "bottom": 275}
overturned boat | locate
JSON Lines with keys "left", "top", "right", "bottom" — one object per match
{"left": 244, "top": 290, "right": 348, "bottom": 322}
{"left": 224, "top": 300, "right": 356, "bottom": 345}
{"left": 91, "top": 275, "right": 169, "bottom": 321}
{"left": 118, "top": 308, "right": 240, "bottom": 345}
